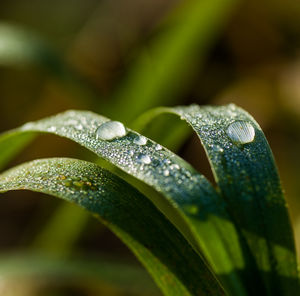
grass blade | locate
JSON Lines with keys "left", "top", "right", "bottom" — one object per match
{"left": 0, "top": 109, "right": 264, "bottom": 295}
{"left": 0, "top": 157, "right": 223, "bottom": 296}
{"left": 141, "top": 104, "right": 300, "bottom": 295}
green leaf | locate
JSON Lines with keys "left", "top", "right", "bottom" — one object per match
{"left": 0, "top": 109, "right": 261, "bottom": 295}
{"left": 0, "top": 252, "right": 161, "bottom": 295}
{"left": 0, "top": 158, "right": 222, "bottom": 296}
{"left": 138, "top": 104, "right": 300, "bottom": 295}
{"left": 0, "top": 131, "right": 36, "bottom": 169}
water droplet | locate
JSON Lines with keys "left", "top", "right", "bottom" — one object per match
{"left": 226, "top": 121, "right": 255, "bottom": 144}
{"left": 96, "top": 121, "right": 127, "bottom": 141}
{"left": 171, "top": 164, "right": 180, "bottom": 170}
{"left": 163, "top": 169, "right": 170, "bottom": 176}
{"left": 48, "top": 126, "right": 57, "bottom": 132}
{"left": 137, "top": 153, "right": 151, "bottom": 164}
{"left": 133, "top": 135, "right": 147, "bottom": 145}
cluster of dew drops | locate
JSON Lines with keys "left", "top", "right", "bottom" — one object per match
{"left": 95, "top": 118, "right": 255, "bottom": 179}
{"left": 95, "top": 120, "right": 172, "bottom": 175}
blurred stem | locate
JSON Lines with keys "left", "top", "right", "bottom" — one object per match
{"left": 107, "top": 0, "right": 240, "bottom": 122}
{"left": 32, "top": 202, "right": 103, "bottom": 257}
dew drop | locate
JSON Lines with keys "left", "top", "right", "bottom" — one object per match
{"left": 163, "top": 169, "right": 170, "bottom": 176}
{"left": 96, "top": 121, "right": 127, "bottom": 141}
{"left": 133, "top": 135, "right": 147, "bottom": 145}
{"left": 48, "top": 126, "right": 57, "bottom": 132}
{"left": 226, "top": 121, "right": 255, "bottom": 144}
{"left": 137, "top": 153, "right": 151, "bottom": 164}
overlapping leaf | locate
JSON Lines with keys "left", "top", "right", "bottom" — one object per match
{"left": 134, "top": 104, "right": 300, "bottom": 295}
{"left": 0, "top": 108, "right": 254, "bottom": 295}
{"left": 0, "top": 104, "right": 298, "bottom": 295}
{"left": 0, "top": 158, "right": 222, "bottom": 296}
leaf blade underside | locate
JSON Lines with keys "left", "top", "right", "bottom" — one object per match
{"left": 0, "top": 157, "right": 223, "bottom": 296}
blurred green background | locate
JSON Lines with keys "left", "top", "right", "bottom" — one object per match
{"left": 0, "top": 0, "right": 300, "bottom": 295}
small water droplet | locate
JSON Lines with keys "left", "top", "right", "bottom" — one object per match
{"left": 96, "top": 121, "right": 127, "bottom": 141}
{"left": 226, "top": 121, "right": 255, "bottom": 144}
{"left": 133, "top": 135, "right": 147, "bottom": 145}
{"left": 137, "top": 153, "right": 151, "bottom": 164}
{"left": 48, "top": 126, "right": 57, "bottom": 132}
{"left": 163, "top": 169, "right": 170, "bottom": 176}
{"left": 170, "top": 164, "right": 180, "bottom": 170}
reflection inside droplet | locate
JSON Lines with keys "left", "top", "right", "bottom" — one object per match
{"left": 137, "top": 153, "right": 151, "bottom": 164}
{"left": 226, "top": 120, "right": 255, "bottom": 144}
{"left": 96, "top": 121, "right": 127, "bottom": 141}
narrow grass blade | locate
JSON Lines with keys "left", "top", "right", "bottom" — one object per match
{"left": 142, "top": 104, "right": 300, "bottom": 295}
{"left": 0, "top": 158, "right": 223, "bottom": 296}
{"left": 0, "top": 132, "right": 36, "bottom": 169}
{"left": 132, "top": 109, "right": 192, "bottom": 152}
{"left": 0, "top": 110, "right": 263, "bottom": 295}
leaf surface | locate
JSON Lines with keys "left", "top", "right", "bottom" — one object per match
{"left": 0, "top": 158, "right": 222, "bottom": 296}
{"left": 138, "top": 104, "right": 300, "bottom": 295}
{"left": 0, "top": 109, "right": 255, "bottom": 295}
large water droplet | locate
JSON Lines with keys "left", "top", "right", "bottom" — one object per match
{"left": 137, "top": 153, "right": 151, "bottom": 164}
{"left": 226, "top": 121, "right": 255, "bottom": 144}
{"left": 133, "top": 135, "right": 147, "bottom": 145}
{"left": 96, "top": 121, "right": 127, "bottom": 141}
